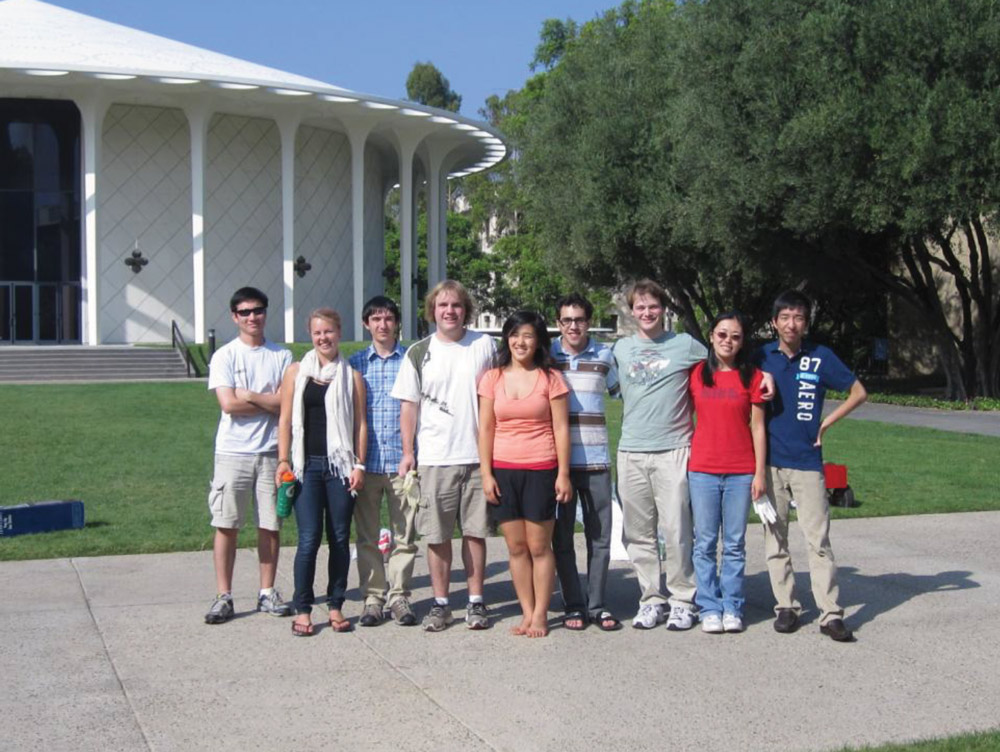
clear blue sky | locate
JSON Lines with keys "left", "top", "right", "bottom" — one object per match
{"left": 47, "top": 0, "right": 615, "bottom": 119}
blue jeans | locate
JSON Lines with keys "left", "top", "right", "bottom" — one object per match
{"left": 292, "top": 457, "right": 355, "bottom": 614}
{"left": 688, "top": 471, "right": 752, "bottom": 618}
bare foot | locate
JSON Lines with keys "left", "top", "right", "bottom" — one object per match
{"left": 526, "top": 616, "right": 549, "bottom": 638}
{"left": 510, "top": 616, "right": 532, "bottom": 636}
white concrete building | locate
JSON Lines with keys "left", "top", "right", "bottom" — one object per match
{"left": 0, "top": 0, "right": 505, "bottom": 344}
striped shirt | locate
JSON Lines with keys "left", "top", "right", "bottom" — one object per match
{"left": 551, "top": 337, "right": 620, "bottom": 470}
{"left": 349, "top": 343, "right": 406, "bottom": 475}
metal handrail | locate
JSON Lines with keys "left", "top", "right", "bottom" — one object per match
{"left": 170, "top": 320, "right": 201, "bottom": 377}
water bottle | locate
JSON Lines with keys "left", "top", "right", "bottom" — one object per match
{"left": 276, "top": 471, "right": 298, "bottom": 519}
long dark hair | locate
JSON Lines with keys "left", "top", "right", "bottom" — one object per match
{"left": 494, "top": 310, "right": 553, "bottom": 372}
{"left": 702, "top": 310, "right": 753, "bottom": 388}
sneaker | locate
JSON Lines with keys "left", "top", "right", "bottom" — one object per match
{"left": 631, "top": 603, "right": 665, "bottom": 629}
{"left": 701, "top": 612, "right": 724, "bottom": 634}
{"left": 205, "top": 594, "right": 234, "bottom": 625}
{"left": 359, "top": 602, "right": 385, "bottom": 627}
{"left": 465, "top": 601, "right": 490, "bottom": 630}
{"left": 388, "top": 597, "right": 417, "bottom": 626}
{"left": 722, "top": 613, "right": 745, "bottom": 633}
{"left": 256, "top": 590, "right": 292, "bottom": 617}
{"left": 422, "top": 604, "right": 454, "bottom": 632}
{"left": 666, "top": 605, "right": 696, "bottom": 631}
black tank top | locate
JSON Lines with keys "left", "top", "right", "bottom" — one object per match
{"left": 303, "top": 379, "right": 329, "bottom": 456}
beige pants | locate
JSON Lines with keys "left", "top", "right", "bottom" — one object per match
{"left": 764, "top": 466, "right": 844, "bottom": 625}
{"left": 354, "top": 473, "right": 418, "bottom": 606}
{"left": 617, "top": 448, "right": 696, "bottom": 609}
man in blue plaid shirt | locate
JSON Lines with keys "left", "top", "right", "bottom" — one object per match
{"left": 349, "top": 296, "right": 417, "bottom": 626}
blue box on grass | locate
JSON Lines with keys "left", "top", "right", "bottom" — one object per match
{"left": 0, "top": 500, "right": 85, "bottom": 537}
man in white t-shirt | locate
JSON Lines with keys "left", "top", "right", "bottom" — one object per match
{"left": 391, "top": 280, "right": 496, "bottom": 632}
{"left": 204, "top": 287, "right": 293, "bottom": 625}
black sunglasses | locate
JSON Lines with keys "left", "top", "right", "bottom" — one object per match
{"left": 233, "top": 306, "right": 267, "bottom": 317}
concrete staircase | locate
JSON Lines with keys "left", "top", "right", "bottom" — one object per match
{"left": 0, "top": 346, "right": 194, "bottom": 383}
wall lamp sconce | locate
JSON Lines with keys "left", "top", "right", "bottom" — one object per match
{"left": 124, "top": 241, "right": 148, "bottom": 274}
{"left": 294, "top": 255, "right": 312, "bottom": 278}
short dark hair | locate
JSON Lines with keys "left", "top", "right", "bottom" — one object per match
{"left": 361, "top": 295, "right": 400, "bottom": 324}
{"left": 494, "top": 310, "right": 554, "bottom": 372}
{"left": 230, "top": 287, "right": 268, "bottom": 312}
{"left": 771, "top": 289, "right": 812, "bottom": 321}
{"left": 555, "top": 293, "right": 594, "bottom": 321}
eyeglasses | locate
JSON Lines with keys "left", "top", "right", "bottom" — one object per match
{"left": 715, "top": 332, "right": 742, "bottom": 342}
{"left": 558, "top": 317, "right": 589, "bottom": 327}
{"left": 234, "top": 306, "right": 267, "bottom": 318}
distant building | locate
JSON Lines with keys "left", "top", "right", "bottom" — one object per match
{"left": 0, "top": 0, "right": 505, "bottom": 345}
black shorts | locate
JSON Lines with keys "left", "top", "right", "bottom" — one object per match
{"left": 491, "top": 467, "right": 558, "bottom": 524}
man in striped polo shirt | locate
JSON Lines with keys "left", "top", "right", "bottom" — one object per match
{"left": 551, "top": 293, "right": 623, "bottom": 631}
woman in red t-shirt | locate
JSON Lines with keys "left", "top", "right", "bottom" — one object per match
{"left": 688, "top": 311, "right": 767, "bottom": 634}
{"left": 478, "top": 310, "right": 572, "bottom": 637}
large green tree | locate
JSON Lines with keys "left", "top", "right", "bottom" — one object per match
{"left": 519, "top": 0, "right": 1000, "bottom": 397}
{"left": 668, "top": 0, "right": 1000, "bottom": 398}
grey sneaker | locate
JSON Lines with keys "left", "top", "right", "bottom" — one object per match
{"left": 666, "top": 604, "right": 696, "bottom": 631}
{"left": 205, "top": 594, "right": 234, "bottom": 624}
{"left": 256, "top": 590, "right": 292, "bottom": 617}
{"left": 422, "top": 604, "right": 454, "bottom": 632}
{"left": 388, "top": 597, "right": 417, "bottom": 626}
{"left": 465, "top": 601, "right": 490, "bottom": 630}
{"left": 359, "top": 602, "right": 385, "bottom": 627}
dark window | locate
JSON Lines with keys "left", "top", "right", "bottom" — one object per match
{"left": 0, "top": 99, "right": 81, "bottom": 342}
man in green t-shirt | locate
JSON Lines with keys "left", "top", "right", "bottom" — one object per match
{"left": 613, "top": 280, "right": 708, "bottom": 631}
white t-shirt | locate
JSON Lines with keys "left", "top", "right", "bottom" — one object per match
{"left": 391, "top": 330, "right": 496, "bottom": 466}
{"left": 208, "top": 338, "right": 292, "bottom": 455}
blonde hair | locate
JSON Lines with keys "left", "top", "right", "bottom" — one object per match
{"left": 626, "top": 279, "right": 669, "bottom": 308}
{"left": 307, "top": 307, "right": 342, "bottom": 331}
{"left": 424, "top": 279, "right": 475, "bottom": 325}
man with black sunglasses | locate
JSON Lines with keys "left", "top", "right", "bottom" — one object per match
{"left": 204, "top": 287, "right": 293, "bottom": 625}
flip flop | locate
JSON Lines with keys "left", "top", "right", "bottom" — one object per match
{"left": 291, "top": 620, "right": 314, "bottom": 637}
{"left": 592, "top": 611, "right": 622, "bottom": 632}
{"left": 562, "top": 611, "right": 587, "bottom": 631}
{"left": 329, "top": 616, "right": 353, "bottom": 633}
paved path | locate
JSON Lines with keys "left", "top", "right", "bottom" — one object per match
{"left": 828, "top": 400, "right": 1000, "bottom": 436}
{"left": 2, "top": 512, "right": 998, "bottom": 752}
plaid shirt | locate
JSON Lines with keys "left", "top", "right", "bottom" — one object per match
{"left": 349, "top": 343, "right": 406, "bottom": 475}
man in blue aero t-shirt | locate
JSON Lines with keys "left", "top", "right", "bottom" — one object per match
{"left": 756, "top": 290, "right": 867, "bottom": 642}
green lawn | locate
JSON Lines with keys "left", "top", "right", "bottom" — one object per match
{"left": 1, "top": 383, "right": 998, "bottom": 561}
{"left": 835, "top": 729, "right": 1000, "bottom": 752}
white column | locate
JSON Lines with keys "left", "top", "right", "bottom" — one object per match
{"left": 347, "top": 123, "right": 373, "bottom": 341}
{"left": 426, "top": 143, "right": 454, "bottom": 284}
{"left": 427, "top": 156, "right": 443, "bottom": 289}
{"left": 186, "top": 104, "right": 211, "bottom": 344}
{"left": 398, "top": 139, "right": 418, "bottom": 340}
{"left": 76, "top": 95, "right": 107, "bottom": 346}
{"left": 277, "top": 116, "right": 300, "bottom": 343}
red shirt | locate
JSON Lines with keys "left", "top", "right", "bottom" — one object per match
{"left": 688, "top": 362, "right": 764, "bottom": 474}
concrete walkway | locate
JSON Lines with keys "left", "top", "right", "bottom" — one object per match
{"left": 2, "top": 512, "right": 998, "bottom": 752}
{"left": 829, "top": 399, "right": 1000, "bottom": 436}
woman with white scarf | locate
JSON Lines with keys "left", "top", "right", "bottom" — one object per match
{"left": 276, "top": 308, "right": 367, "bottom": 637}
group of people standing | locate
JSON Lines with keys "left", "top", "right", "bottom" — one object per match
{"left": 202, "top": 277, "right": 866, "bottom": 642}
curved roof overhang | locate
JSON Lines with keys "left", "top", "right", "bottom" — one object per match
{"left": 0, "top": 0, "right": 507, "bottom": 177}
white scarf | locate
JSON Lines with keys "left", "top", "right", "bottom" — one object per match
{"left": 291, "top": 349, "right": 356, "bottom": 481}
